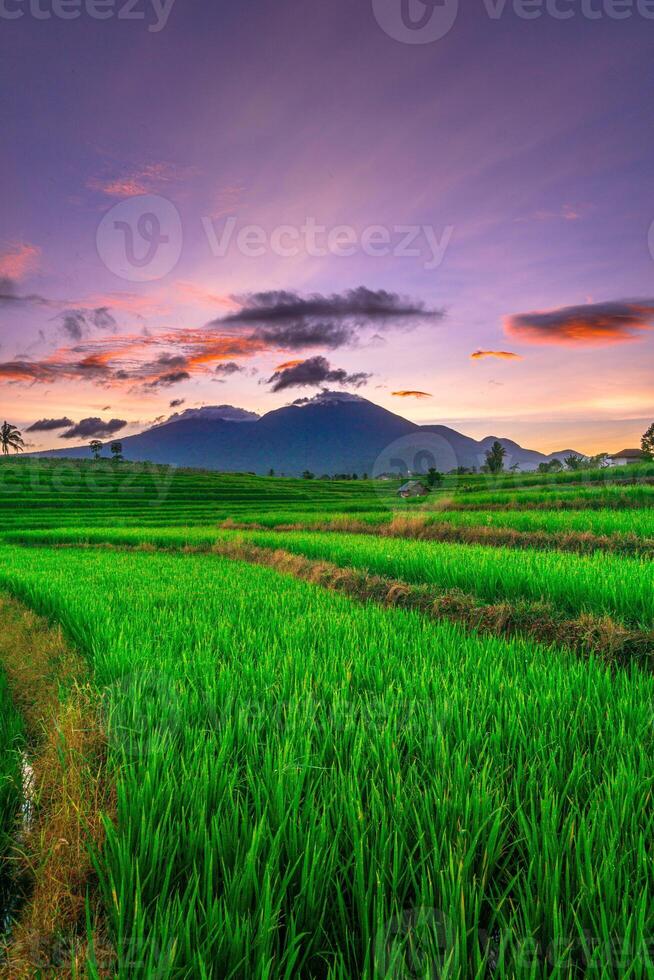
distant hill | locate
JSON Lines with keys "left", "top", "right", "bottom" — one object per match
{"left": 32, "top": 394, "right": 580, "bottom": 475}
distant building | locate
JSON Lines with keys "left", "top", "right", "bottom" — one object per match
{"left": 397, "top": 480, "right": 430, "bottom": 498}
{"left": 608, "top": 449, "right": 644, "bottom": 466}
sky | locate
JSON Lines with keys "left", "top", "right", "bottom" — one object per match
{"left": 1, "top": 0, "right": 653, "bottom": 455}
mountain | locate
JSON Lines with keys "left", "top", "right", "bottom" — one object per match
{"left": 32, "top": 394, "right": 581, "bottom": 475}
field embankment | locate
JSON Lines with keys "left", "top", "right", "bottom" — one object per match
{"left": 0, "top": 594, "right": 111, "bottom": 978}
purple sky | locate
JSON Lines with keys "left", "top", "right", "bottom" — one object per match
{"left": 1, "top": 0, "right": 653, "bottom": 453}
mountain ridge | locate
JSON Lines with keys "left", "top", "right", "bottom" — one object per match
{"left": 30, "top": 396, "right": 581, "bottom": 475}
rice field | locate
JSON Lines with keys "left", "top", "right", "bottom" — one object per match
{"left": 0, "top": 458, "right": 652, "bottom": 977}
{"left": 0, "top": 668, "right": 23, "bottom": 929}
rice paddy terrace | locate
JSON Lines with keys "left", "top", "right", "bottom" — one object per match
{"left": 0, "top": 456, "right": 653, "bottom": 977}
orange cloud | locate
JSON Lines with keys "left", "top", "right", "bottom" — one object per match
{"left": 0, "top": 328, "right": 266, "bottom": 389}
{"left": 174, "top": 281, "right": 234, "bottom": 308}
{"left": 87, "top": 162, "right": 184, "bottom": 199}
{"left": 505, "top": 300, "right": 654, "bottom": 346}
{"left": 471, "top": 350, "right": 522, "bottom": 360}
{"left": 82, "top": 291, "right": 171, "bottom": 316}
{"left": 275, "top": 359, "right": 304, "bottom": 371}
{"left": 0, "top": 242, "right": 40, "bottom": 280}
{"left": 391, "top": 390, "right": 432, "bottom": 398}
{"left": 211, "top": 184, "right": 246, "bottom": 218}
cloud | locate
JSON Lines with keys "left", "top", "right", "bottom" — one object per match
{"left": 150, "top": 353, "right": 188, "bottom": 370}
{"left": 26, "top": 417, "right": 74, "bottom": 432}
{"left": 0, "top": 356, "right": 111, "bottom": 384}
{"left": 144, "top": 370, "right": 191, "bottom": 388}
{"left": 0, "top": 286, "right": 436, "bottom": 392}
{"left": 274, "top": 359, "right": 304, "bottom": 371}
{"left": 162, "top": 405, "right": 260, "bottom": 425}
{"left": 505, "top": 300, "right": 654, "bottom": 346}
{"left": 471, "top": 350, "right": 522, "bottom": 360}
{"left": 59, "top": 307, "right": 117, "bottom": 341}
{"left": 87, "top": 161, "right": 184, "bottom": 198}
{"left": 291, "top": 390, "right": 366, "bottom": 406}
{"left": 223, "top": 286, "right": 440, "bottom": 325}
{"left": 266, "top": 355, "right": 371, "bottom": 393}
{"left": 516, "top": 203, "right": 590, "bottom": 223}
{"left": 60, "top": 417, "right": 127, "bottom": 439}
{"left": 0, "top": 331, "right": 265, "bottom": 388}
{"left": 0, "top": 242, "right": 40, "bottom": 280}
{"left": 251, "top": 321, "right": 355, "bottom": 350}
{"left": 391, "top": 390, "right": 432, "bottom": 398}
{"left": 211, "top": 183, "right": 246, "bottom": 218}
{"left": 174, "top": 281, "right": 233, "bottom": 308}
{"left": 169, "top": 398, "right": 185, "bottom": 408}
{"left": 0, "top": 277, "right": 50, "bottom": 307}
{"left": 214, "top": 361, "right": 244, "bottom": 376}
{"left": 214, "top": 286, "right": 444, "bottom": 352}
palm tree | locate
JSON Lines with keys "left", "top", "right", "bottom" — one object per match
{"left": 484, "top": 440, "right": 507, "bottom": 474}
{"left": 0, "top": 421, "right": 25, "bottom": 456}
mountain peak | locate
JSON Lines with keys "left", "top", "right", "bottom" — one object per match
{"left": 29, "top": 395, "right": 581, "bottom": 475}
{"left": 159, "top": 405, "right": 260, "bottom": 427}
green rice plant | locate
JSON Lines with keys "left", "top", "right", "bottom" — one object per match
{"left": 419, "top": 506, "right": 654, "bottom": 538}
{"left": 0, "top": 667, "right": 23, "bottom": 933}
{"left": 240, "top": 529, "right": 654, "bottom": 627}
{"left": 10, "top": 524, "right": 651, "bottom": 628}
{"left": 441, "top": 483, "right": 654, "bottom": 510}
{"left": 0, "top": 545, "right": 653, "bottom": 977}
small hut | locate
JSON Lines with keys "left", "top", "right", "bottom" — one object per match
{"left": 397, "top": 480, "right": 429, "bottom": 499}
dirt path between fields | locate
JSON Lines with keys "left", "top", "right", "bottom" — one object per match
{"left": 0, "top": 594, "right": 113, "bottom": 978}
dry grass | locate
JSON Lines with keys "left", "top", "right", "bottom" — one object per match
{"left": 0, "top": 595, "right": 114, "bottom": 978}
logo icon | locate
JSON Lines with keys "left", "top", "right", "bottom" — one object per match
{"left": 375, "top": 907, "right": 451, "bottom": 977}
{"left": 372, "top": 431, "right": 459, "bottom": 506}
{"left": 96, "top": 194, "right": 182, "bottom": 282}
{"left": 372, "top": 0, "right": 459, "bottom": 43}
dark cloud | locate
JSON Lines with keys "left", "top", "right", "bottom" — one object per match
{"left": 214, "top": 361, "right": 244, "bottom": 376}
{"left": 250, "top": 321, "right": 354, "bottom": 350}
{"left": 505, "top": 300, "right": 654, "bottom": 346}
{"left": 213, "top": 287, "right": 444, "bottom": 353}
{"left": 169, "top": 398, "right": 185, "bottom": 408}
{"left": 145, "top": 370, "right": 191, "bottom": 388}
{"left": 60, "top": 417, "right": 127, "bottom": 439}
{"left": 26, "top": 417, "right": 74, "bottom": 432}
{"left": 267, "top": 355, "right": 371, "bottom": 393}
{"left": 59, "top": 307, "right": 117, "bottom": 340}
{"left": 0, "top": 277, "right": 50, "bottom": 307}
{"left": 154, "top": 353, "right": 188, "bottom": 369}
{"left": 0, "top": 286, "right": 437, "bottom": 392}
{"left": 222, "top": 287, "right": 438, "bottom": 324}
